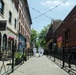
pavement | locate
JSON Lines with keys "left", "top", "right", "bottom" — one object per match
{"left": 0, "top": 60, "right": 12, "bottom": 75}
{"left": 10, "top": 55, "right": 69, "bottom": 75}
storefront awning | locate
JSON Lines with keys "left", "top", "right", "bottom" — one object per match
{"left": 57, "top": 36, "right": 62, "bottom": 42}
{"left": 8, "top": 36, "right": 14, "bottom": 40}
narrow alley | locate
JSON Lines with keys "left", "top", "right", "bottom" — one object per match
{"left": 0, "top": 0, "right": 76, "bottom": 75}
{"left": 10, "top": 56, "right": 69, "bottom": 75}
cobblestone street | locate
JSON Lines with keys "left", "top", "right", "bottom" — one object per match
{"left": 10, "top": 56, "right": 69, "bottom": 75}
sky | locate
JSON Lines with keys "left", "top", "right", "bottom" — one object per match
{"left": 28, "top": 0, "right": 76, "bottom": 32}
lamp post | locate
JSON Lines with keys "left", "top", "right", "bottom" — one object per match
{"left": 62, "top": 29, "right": 65, "bottom": 68}
{"left": 8, "top": 36, "right": 14, "bottom": 72}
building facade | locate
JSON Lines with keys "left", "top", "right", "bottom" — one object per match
{"left": 54, "top": 6, "right": 76, "bottom": 48}
{"left": 46, "top": 6, "right": 76, "bottom": 50}
{"left": 46, "top": 19, "right": 62, "bottom": 49}
{"left": 18, "top": 0, "right": 32, "bottom": 52}
{"left": 0, "top": 0, "right": 18, "bottom": 50}
{"left": 0, "top": 0, "right": 32, "bottom": 53}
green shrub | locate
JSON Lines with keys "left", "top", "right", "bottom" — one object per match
{"left": 15, "top": 52, "right": 20, "bottom": 59}
{"left": 15, "top": 52, "right": 26, "bottom": 65}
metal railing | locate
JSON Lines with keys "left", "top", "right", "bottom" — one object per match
{"left": 0, "top": 47, "right": 12, "bottom": 75}
{"left": 25, "top": 48, "right": 33, "bottom": 60}
{"left": 47, "top": 47, "right": 76, "bottom": 73}
{"left": 0, "top": 46, "right": 26, "bottom": 75}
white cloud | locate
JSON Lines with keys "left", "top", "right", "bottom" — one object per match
{"left": 62, "top": 3, "right": 70, "bottom": 6}
{"left": 41, "top": 0, "right": 71, "bottom": 9}
{"left": 41, "top": 1, "right": 52, "bottom": 6}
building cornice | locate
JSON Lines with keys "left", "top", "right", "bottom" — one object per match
{"left": 22, "top": 0, "right": 32, "bottom": 24}
{"left": 7, "top": 27, "right": 17, "bottom": 35}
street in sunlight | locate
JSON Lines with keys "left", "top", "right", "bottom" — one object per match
{"left": 10, "top": 56, "right": 69, "bottom": 75}
{"left": 0, "top": 0, "right": 76, "bottom": 75}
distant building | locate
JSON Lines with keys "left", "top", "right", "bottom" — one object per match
{"left": 18, "top": 0, "right": 32, "bottom": 51}
{"left": 46, "top": 19, "right": 62, "bottom": 49}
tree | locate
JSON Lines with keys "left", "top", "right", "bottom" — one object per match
{"left": 38, "top": 24, "right": 50, "bottom": 48}
{"left": 31, "top": 28, "right": 38, "bottom": 47}
{"left": 35, "top": 40, "right": 40, "bottom": 49}
{"left": 30, "top": 24, "right": 50, "bottom": 49}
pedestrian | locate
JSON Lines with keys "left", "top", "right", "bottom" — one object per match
{"left": 33, "top": 47, "right": 37, "bottom": 57}
{"left": 39, "top": 47, "right": 44, "bottom": 56}
{"left": 38, "top": 47, "right": 41, "bottom": 56}
{"left": 41, "top": 47, "right": 44, "bottom": 56}
{"left": 38, "top": 47, "right": 44, "bottom": 57}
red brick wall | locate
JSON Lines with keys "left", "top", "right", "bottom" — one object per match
{"left": 54, "top": 6, "right": 76, "bottom": 47}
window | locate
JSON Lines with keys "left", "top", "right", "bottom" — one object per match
{"left": 9, "top": 11, "right": 12, "bottom": 24}
{"left": 0, "top": 0, "right": 4, "bottom": 15}
{"left": 21, "top": 25, "right": 22, "bottom": 33}
{"left": 19, "top": 9, "right": 21, "bottom": 18}
{"left": 19, "top": 22, "right": 20, "bottom": 31}
{"left": 65, "top": 29, "right": 70, "bottom": 41}
{"left": 8, "top": 40, "right": 11, "bottom": 48}
{"left": 23, "top": 28, "right": 24, "bottom": 35}
{"left": 14, "top": 19, "right": 16, "bottom": 29}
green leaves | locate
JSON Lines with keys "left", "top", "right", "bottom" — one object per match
{"left": 31, "top": 24, "right": 50, "bottom": 49}
{"left": 31, "top": 28, "right": 38, "bottom": 43}
{"left": 38, "top": 25, "right": 50, "bottom": 48}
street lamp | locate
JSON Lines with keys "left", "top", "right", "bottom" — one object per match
{"left": 8, "top": 36, "right": 14, "bottom": 72}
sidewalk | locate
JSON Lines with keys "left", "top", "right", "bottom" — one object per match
{"left": 10, "top": 56, "right": 69, "bottom": 75}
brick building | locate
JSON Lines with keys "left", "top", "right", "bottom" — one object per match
{"left": 46, "top": 19, "right": 62, "bottom": 49}
{"left": 0, "top": 0, "right": 32, "bottom": 52}
{"left": 54, "top": 6, "right": 76, "bottom": 48}
{"left": 18, "top": 0, "right": 32, "bottom": 51}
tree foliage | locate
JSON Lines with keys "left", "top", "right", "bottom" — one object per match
{"left": 31, "top": 28, "right": 38, "bottom": 45}
{"left": 31, "top": 24, "right": 50, "bottom": 49}
{"left": 38, "top": 24, "right": 50, "bottom": 48}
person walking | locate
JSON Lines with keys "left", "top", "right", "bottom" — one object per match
{"left": 38, "top": 47, "right": 41, "bottom": 56}
{"left": 38, "top": 47, "right": 44, "bottom": 57}
{"left": 41, "top": 47, "right": 44, "bottom": 56}
{"left": 33, "top": 47, "right": 37, "bottom": 57}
